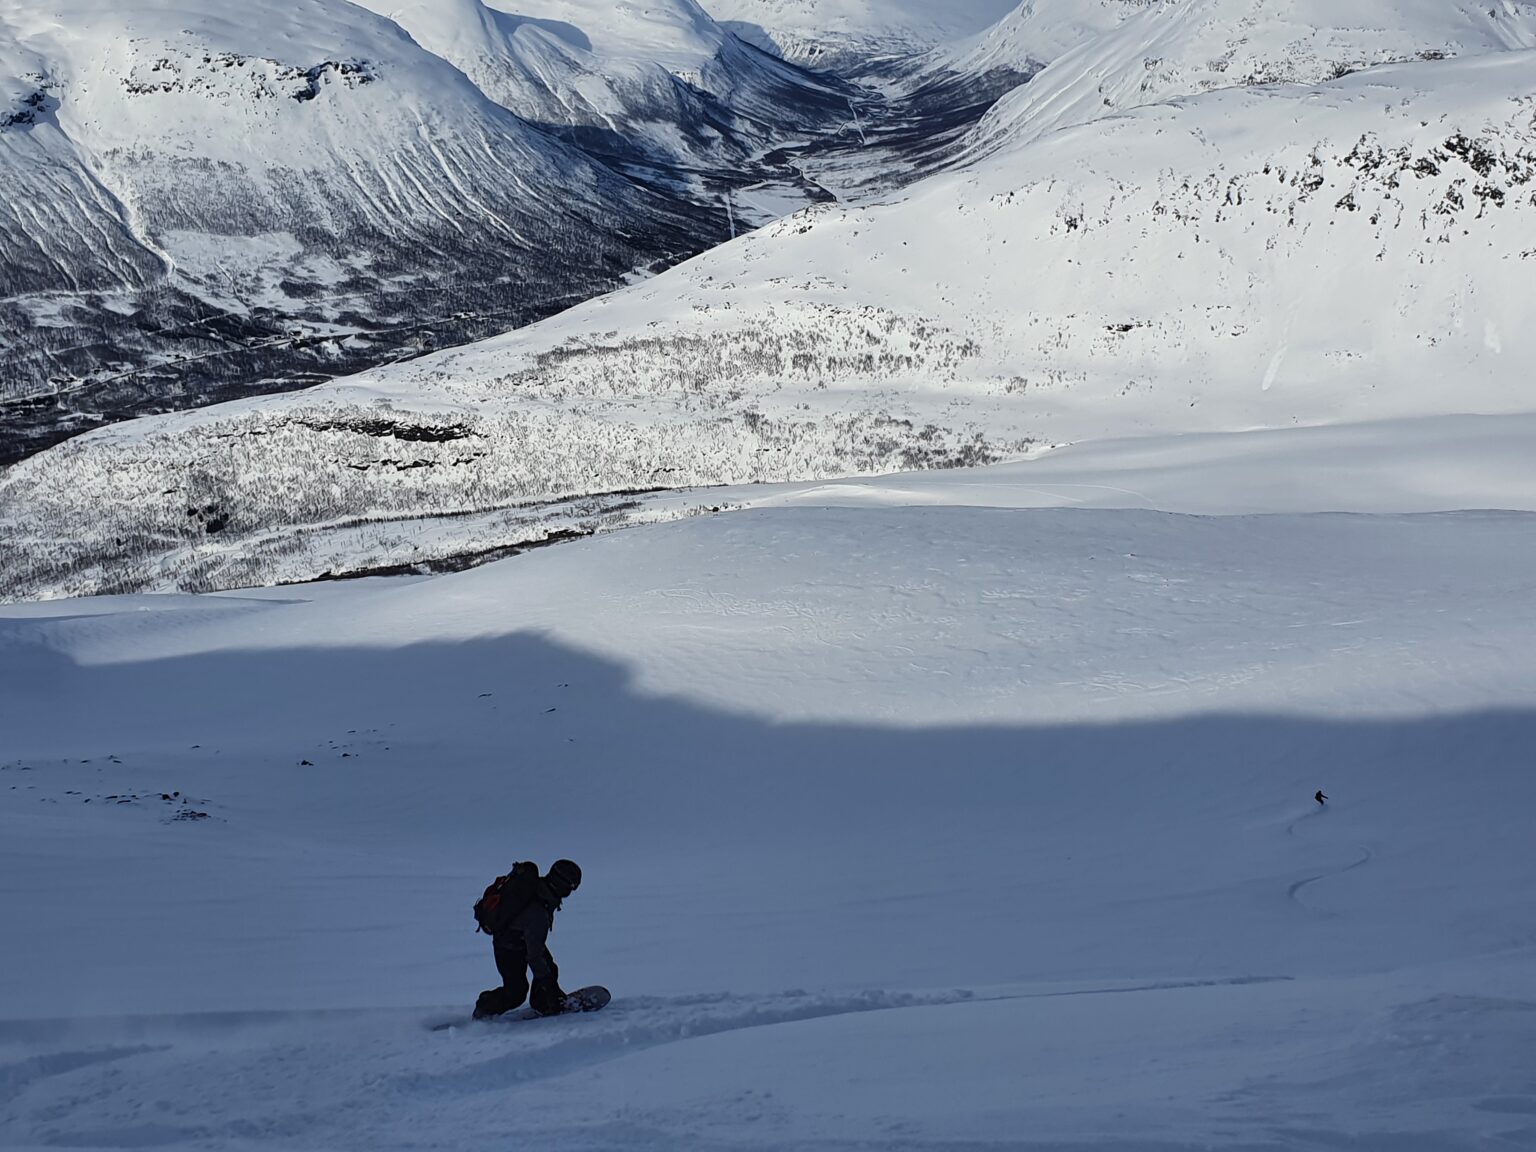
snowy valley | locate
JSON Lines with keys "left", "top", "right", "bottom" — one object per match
{"left": 5, "top": 1, "right": 1536, "bottom": 598}
{"left": 0, "top": 0, "right": 1002, "bottom": 464}
{"left": 4, "top": 3, "right": 1536, "bottom": 1151}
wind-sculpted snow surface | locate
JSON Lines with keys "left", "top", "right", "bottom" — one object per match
{"left": 5, "top": 49, "right": 1536, "bottom": 599}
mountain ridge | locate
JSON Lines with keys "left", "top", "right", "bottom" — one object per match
{"left": 3, "top": 0, "right": 998, "bottom": 465}
{"left": 4, "top": 2, "right": 1536, "bottom": 599}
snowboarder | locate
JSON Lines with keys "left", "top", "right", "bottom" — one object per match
{"left": 473, "top": 858, "right": 583, "bottom": 1019}
{"left": 1315, "top": 790, "right": 1328, "bottom": 807}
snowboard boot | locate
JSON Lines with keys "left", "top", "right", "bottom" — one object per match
{"left": 529, "top": 978, "right": 568, "bottom": 1017}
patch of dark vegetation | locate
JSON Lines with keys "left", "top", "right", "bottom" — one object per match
{"left": 1, "top": 88, "right": 51, "bottom": 130}
{"left": 289, "top": 60, "right": 375, "bottom": 102}
{"left": 123, "top": 52, "right": 375, "bottom": 100}
{"left": 297, "top": 417, "right": 478, "bottom": 443}
{"left": 296, "top": 526, "right": 598, "bottom": 584}
{"left": 186, "top": 503, "right": 232, "bottom": 535}
{"left": 1443, "top": 133, "right": 1498, "bottom": 178}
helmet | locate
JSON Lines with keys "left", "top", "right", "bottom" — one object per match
{"left": 547, "top": 859, "right": 582, "bottom": 897}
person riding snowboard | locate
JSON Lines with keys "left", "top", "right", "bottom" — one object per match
{"left": 473, "top": 858, "right": 583, "bottom": 1019}
{"left": 1315, "top": 790, "right": 1328, "bottom": 807}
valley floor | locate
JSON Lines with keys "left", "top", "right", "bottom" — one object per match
{"left": 3, "top": 431, "right": 1535, "bottom": 1149}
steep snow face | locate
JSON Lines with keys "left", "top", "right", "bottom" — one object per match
{"left": 703, "top": 0, "right": 1021, "bottom": 64}
{"left": 349, "top": 0, "right": 850, "bottom": 170}
{"left": 0, "top": 25, "right": 167, "bottom": 310}
{"left": 0, "top": 0, "right": 723, "bottom": 463}
{"left": 968, "top": 0, "right": 1536, "bottom": 155}
{"left": 940, "top": 0, "right": 1153, "bottom": 80}
{"left": 491, "top": 0, "right": 734, "bottom": 66}
{"left": 5, "top": 48, "right": 1535, "bottom": 599}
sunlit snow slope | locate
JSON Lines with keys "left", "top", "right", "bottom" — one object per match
{"left": 965, "top": 0, "right": 1536, "bottom": 155}
{"left": 345, "top": 0, "right": 852, "bottom": 182}
{"left": 704, "top": 0, "right": 1022, "bottom": 64}
{"left": 933, "top": 0, "right": 1151, "bottom": 84}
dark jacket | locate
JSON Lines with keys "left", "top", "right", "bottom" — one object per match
{"left": 493, "top": 877, "right": 564, "bottom": 980}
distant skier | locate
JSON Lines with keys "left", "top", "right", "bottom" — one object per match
{"left": 1315, "top": 790, "right": 1328, "bottom": 807}
{"left": 473, "top": 858, "right": 583, "bottom": 1019}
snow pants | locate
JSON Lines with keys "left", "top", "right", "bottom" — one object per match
{"left": 475, "top": 938, "right": 564, "bottom": 1018}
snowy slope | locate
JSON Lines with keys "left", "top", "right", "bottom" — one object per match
{"left": 936, "top": 0, "right": 1152, "bottom": 83}
{"left": 3, "top": 477, "right": 1536, "bottom": 1147}
{"left": 703, "top": 0, "right": 1021, "bottom": 64}
{"left": 0, "top": 0, "right": 729, "bottom": 462}
{"left": 6, "top": 37, "right": 1535, "bottom": 600}
{"left": 346, "top": 0, "right": 852, "bottom": 176}
{"left": 966, "top": 0, "right": 1536, "bottom": 156}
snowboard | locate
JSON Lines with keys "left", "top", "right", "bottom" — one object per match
{"left": 558, "top": 985, "right": 612, "bottom": 1014}
{"left": 432, "top": 985, "right": 611, "bottom": 1032}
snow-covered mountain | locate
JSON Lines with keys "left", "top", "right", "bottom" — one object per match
{"left": 0, "top": 0, "right": 739, "bottom": 462}
{"left": 965, "top": 0, "right": 1536, "bottom": 156}
{"left": 0, "top": 0, "right": 1033, "bottom": 466}
{"left": 941, "top": 0, "right": 1149, "bottom": 72}
{"left": 5, "top": 4, "right": 1536, "bottom": 599}
{"left": 911, "top": 0, "right": 1151, "bottom": 118}
{"left": 704, "top": 0, "right": 1021, "bottom": 66}
{"left": 346, "top": 0, "right": 852, "bottom": 182}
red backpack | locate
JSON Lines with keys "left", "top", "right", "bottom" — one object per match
{"left": 473, "top": 861, "right": 539, "bottom": 934}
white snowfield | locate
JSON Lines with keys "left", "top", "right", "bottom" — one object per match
{"left": 3, "top": 452, "right": 1536, "bottom": 1148}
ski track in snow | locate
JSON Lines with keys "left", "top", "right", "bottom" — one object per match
{"left": 1, "top": 980, "right": 1306, "bottom": 1147}
{"left": 1283, "top": 807, "right": 1376, "bottom": 913}
{"left": 6, "top": 976, "right": 1534, "bottom": 1151}
{"left": 1286, "top": 845, "right": 1376, "bottom": 911}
